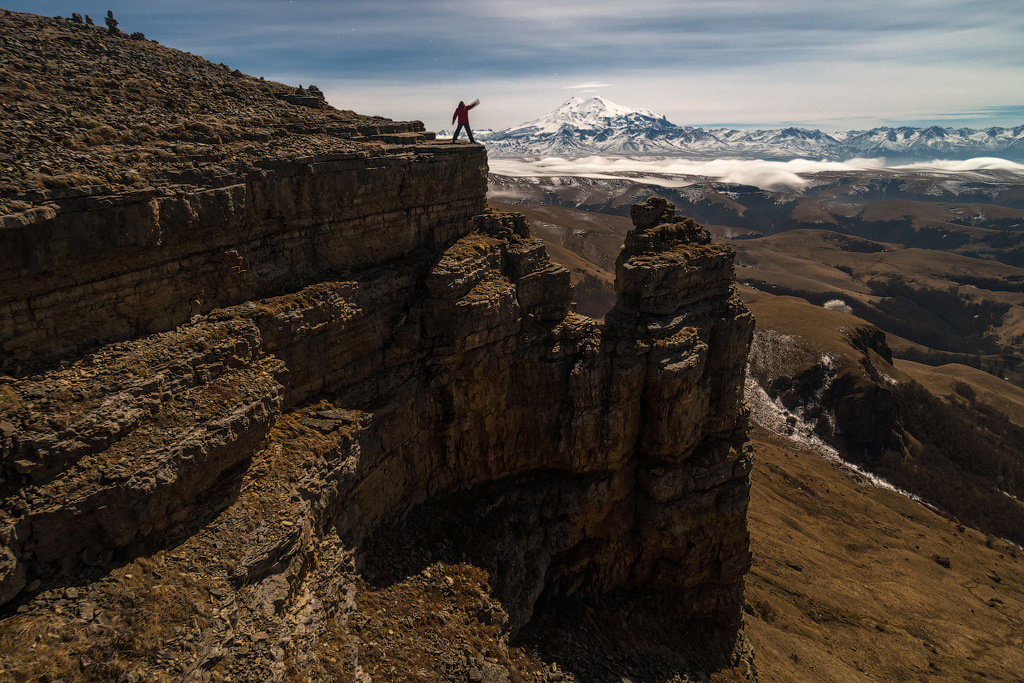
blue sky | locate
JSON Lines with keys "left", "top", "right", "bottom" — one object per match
{"left": 10, "top": 1, "right": 1024, "bottom": 133}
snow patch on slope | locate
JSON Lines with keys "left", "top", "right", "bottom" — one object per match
{"left": 823, "top": 299, "right": 854, "bottom": 314}
{"left": 745, "top": 374, "right": 923, "bottom": 500}
{"left": 745, "top": 331, "right": 924, "bottom": 501}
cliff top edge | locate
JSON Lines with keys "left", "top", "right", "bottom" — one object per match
{"left": 0, "top": 8, "right": 469, "bottom": 216}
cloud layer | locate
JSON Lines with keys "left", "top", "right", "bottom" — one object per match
{"left": 10, "top": 1, "right": 1024, "bottom": 132}
{"left": 489, "top": 156, "right": 1024, "bottom": 191}
{"left": 892, "top": 158, "right": 1024, "bottom": 173}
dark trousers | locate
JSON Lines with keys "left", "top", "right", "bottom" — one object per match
{"left": 453, "top": 123, "right": 475, "bottom": 143}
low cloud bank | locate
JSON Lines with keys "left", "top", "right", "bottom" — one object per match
{"left": 892, "top": 157, "right": 1024, "bottom": 173}
{"left": 488, "top": 156, "right": 1024, "bottom": 191}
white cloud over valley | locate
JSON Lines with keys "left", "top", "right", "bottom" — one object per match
{"left": 488, "top": 156, "right": 1024, "bottom": 191}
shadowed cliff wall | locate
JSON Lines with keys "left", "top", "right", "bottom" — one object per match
{"left": 0, "top": 144, "right": 487, "bottom": 366}
{"left": 0, "top": 15, "right": 755, "bottom": 671}
{"left": 1, "top": 181, "right": 754, "bottom": 679}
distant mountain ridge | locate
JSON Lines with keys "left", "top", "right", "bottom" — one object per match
{"left": 470, "top": 96, "right": 1024, "bottom": 161}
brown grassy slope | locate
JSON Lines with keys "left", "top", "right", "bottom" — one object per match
{"left": 895, "top": 358, "right": 1024, "bottom": 428}
{"left": 789, "top": 187, "right": 1024, "bottom": 256}
{"left": 749, "top": 294, "right": 1024, "bottom": 540}
{"left": 855, "top": 198, "right": 1014, "bottom": 234}
{"left": 746, "top": 426, "right": 1024, "bottom": 682}
{"left": 729, "top": 229, "right": 1024, "bottom": 289}
{"left": 745, "top": 294, "right": 885, "bottom": 364}
{"left": 727, "top": 228, "right": 1024, "bottom": 309}
{"left": 725, "top": 230, "right": 1024, "bottom": 382}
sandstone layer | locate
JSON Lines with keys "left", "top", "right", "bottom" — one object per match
{"left": 0, "top": 10, "right": 755, "bottom": 681}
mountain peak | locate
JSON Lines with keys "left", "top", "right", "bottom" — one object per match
{"left": 553, "top": 95, "right": 661, "bottom": 121}
{"left": 504, "top": 96, "right": 668, "bottom": 135}
{"left": 479, "top": 98, "right": 1024, "bottom": 161}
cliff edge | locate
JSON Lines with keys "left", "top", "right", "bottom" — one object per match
{"left": 0, "top": 10, "right": 755, "bottom": 682}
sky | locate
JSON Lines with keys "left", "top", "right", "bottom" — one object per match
{"left": 9, "top": 1, "right": 1024, "bottom": 133}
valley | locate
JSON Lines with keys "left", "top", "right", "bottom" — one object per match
{"left": 490, "top": 163, "right": 1024, "bottom": 383}
{"left": 491, "top": 164, "right": 1024, "bottom": 679}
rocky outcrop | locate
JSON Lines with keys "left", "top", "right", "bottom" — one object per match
{"left": 0, "top": 9, "right": 437, "bottom": 222}
{"left": 0, "top": 10, "right": 755, "bottom": 681}
{"left": 1, "top": 190, "right": 754, "bottom": 678}
{"left": 0, "top": 143, "right": 486, "bottom": 366}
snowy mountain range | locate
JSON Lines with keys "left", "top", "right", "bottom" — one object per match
{"left": 462, "top": 96, "right": 1024, "bottom": 161}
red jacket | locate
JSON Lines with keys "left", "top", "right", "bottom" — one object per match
{"left": 452, "top": 101, "right": 477, "bottom": 125}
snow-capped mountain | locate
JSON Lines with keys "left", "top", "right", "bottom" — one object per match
{"left": 838, "top": 125, "right": 1024, "bottom": 160}
{"left": 479, "top": 96, "right": 716, "bottom": 156}
{"left": 474, "top": 97, "right": 1024, "bottom": 161}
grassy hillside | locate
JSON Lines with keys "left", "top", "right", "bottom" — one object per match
{"left": 746, "top": 426, "right": 1024, "bottom": 682}
{"left": 749, "top": 295, "right": 1024, "bottom": 546}
{"left": 895, "top": 359, "right": 1024, "bottom": 427}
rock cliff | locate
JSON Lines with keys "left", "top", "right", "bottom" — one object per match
{"left": 0, "top": 10, "right": 755, "bottom": 681}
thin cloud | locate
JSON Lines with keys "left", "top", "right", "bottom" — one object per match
{"left": 892, "top": 158, "right": 1024, "bottom": 173}
{"left": 8, "top": 0, "right": 1023, "bottom": 131}
{"left": 491, "top": 156, "right": 887, "bottom": 191}
{"left": 490, "top": 156, "right": 1024, "bottom": 192}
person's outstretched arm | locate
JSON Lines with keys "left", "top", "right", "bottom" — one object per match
{"left": 468, "top": 99, "right": 480, "bottom": 110}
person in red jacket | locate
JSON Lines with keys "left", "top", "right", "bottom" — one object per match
{"left": 452, "top": 99, "right": 480, "bottom": 143}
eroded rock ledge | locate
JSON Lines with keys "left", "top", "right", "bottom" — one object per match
{"left": 1, "top": 187, "right": 754, "bottom": 678}
{"left": 0, "top": 12, "right": 754, "bottom": 679}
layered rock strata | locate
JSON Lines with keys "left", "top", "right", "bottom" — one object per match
{"left": 0, "top": 143, "right": 487, "bottom": 365}
{"left": 1, "top": 191, "right": 754, "bottom": 678}
{"left": 0, "top": 9, "right": 754, "bottom": 679}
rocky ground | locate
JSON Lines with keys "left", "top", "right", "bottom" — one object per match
{"left": 0, "top": 9, "right": 430, "bottom": 216}
{"left": 4, "top": 408, "right": 1019, "bottom": 682}
{"left": 5, "top": 6, "right": 1021, "bottom": 682}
